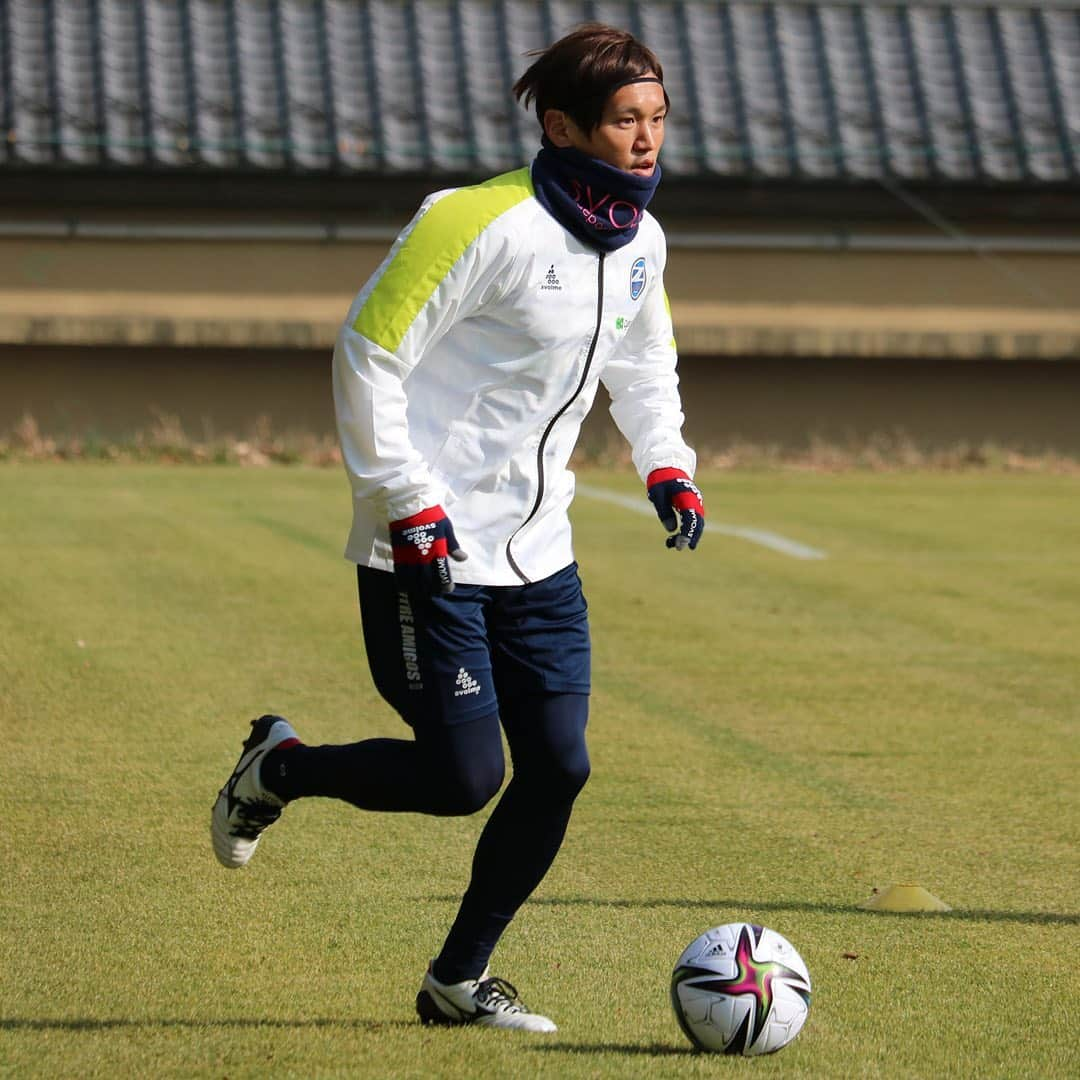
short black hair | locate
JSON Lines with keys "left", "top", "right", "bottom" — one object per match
{"left": 512, "top": 23, "right": 668, "bottom": 135}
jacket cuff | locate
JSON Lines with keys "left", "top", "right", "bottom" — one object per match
{"left": 384, "top": 485, "right": 447, "bottom": 524}
{"left": 642, "top": 453, "right": 696, "bottom": 484}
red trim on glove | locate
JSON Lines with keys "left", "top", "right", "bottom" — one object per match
{"left": 646, "top": 467, "right": 688, "bottom": 487}
{"left": 389, "top": 506, "right": 447, "bottom": 530}
{"left": 672, "top": 491, "right": 703, "bottom": 512}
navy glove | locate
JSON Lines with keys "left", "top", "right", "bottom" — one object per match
{"left": 647, "top": 468, "right": 705, "bottom": 551}
{"left": 389, "top": 506, "right": 468, "bottom": 595}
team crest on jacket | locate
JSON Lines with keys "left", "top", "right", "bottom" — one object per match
{"left": 630, "top": 258, "right": 647, "bottom": 301}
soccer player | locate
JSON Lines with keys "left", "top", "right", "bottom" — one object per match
{"left": 212, "top": 23, "right": 705, "bottom": 1032}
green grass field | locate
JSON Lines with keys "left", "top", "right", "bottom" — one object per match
{"left": 2, "top": 463, "right": 1078, "bottom": 1078}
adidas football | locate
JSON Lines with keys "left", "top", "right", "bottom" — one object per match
{"left": 670, "top": 923, "right": 811, "bottom": 1055}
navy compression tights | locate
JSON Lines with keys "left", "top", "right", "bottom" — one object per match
{"left": 264, "top": 692, "right": 590, "bottom": 983}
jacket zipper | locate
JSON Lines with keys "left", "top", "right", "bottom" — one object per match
{"left": 506, "top": 252, "right": 606, "bottom": 583}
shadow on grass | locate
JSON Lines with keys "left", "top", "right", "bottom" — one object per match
{"left": 528, "top": 1041, "right": 691, "bottom": 1057}
{"left": 0, "top": 1018, "right": 414, "bottom": 1033}
{"left": 1, "top": 1019, "right": 703, "bottom": 1059}
{"left": 425, "top": 895, "right": 1079, "bottom": 926}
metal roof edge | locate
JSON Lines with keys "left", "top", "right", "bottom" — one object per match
{"left": 5, "top": 217, "right": 1080, "bottom": 255}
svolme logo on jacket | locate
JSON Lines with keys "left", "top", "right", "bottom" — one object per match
{"left": 630, "top": 257, "right": 647, "bottom": 301}
{"left": 541, "top": 264, "right": 563, "bottom": 292}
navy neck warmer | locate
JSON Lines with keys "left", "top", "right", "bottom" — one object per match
{"left": 531, "top": 137, "right": 662, "bottom": 253}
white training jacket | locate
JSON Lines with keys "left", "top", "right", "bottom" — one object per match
{"left": 332, "top": 165, "right": 696, "bottom": 586}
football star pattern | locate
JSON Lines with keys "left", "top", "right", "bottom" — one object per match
{"left": 671, "top": 923, "right": 811, "bottom": 1054}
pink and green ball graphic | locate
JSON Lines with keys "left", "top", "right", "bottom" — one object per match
{"left": 671, "top": 923, "right": 812, "bottom": 1055}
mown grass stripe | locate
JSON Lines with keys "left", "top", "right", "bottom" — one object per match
{"left": 576, "top": 481, "right": 827, "bottom": 559}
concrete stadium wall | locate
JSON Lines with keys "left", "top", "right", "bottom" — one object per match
{"left": 3, "top": 343, "right": 1079, "bottom": 457}
{"left": 3, "top": 225, "right": 1079, "bottom": 456}
{"left": 4, "top": 232, "right": 1080, "bottom": 362}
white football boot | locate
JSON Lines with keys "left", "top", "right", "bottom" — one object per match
{"left": 211, "top": 714, "right": 299, "bottom": 868}
{"left": 416, "top": 965, "right": 557, "bottom": 1032}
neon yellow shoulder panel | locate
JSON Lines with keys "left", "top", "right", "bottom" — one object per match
{"left": 353, "top": 167, "right": 534, "bottom": 352}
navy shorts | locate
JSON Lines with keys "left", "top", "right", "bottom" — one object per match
{"left": 357, "top": 562, "right": 591, "bottom": 729}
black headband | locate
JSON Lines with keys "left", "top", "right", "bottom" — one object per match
{"left": 612, "top": 75, "right": 665, "bottom": 92}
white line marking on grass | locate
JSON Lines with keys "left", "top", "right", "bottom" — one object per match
{"left": 576, "top": 483, "right": 827, "bottom": 561}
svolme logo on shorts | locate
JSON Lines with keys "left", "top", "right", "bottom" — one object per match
{"left": 453, "top": 668, "right": 481, "bottom": 697}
